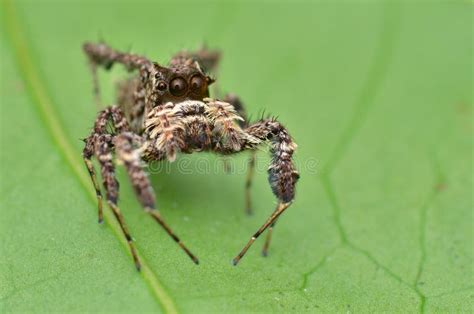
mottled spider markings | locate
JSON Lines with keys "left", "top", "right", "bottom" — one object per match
{"left": 82, "top": 42, "right": 300, "bottom": 269}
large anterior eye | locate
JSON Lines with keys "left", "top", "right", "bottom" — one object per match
{"left": 169, "top": 77, "right": 187, "bottom": 96}
{"left": 190, "top": 75, "right": 206, "bottom": 93}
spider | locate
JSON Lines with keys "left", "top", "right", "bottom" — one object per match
{"left": 82, "top": 42, "right": 300, "bottom": 270}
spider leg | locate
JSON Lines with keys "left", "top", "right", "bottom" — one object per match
{"left": 83, "top": 106, "right": 130, "bottom": 222}
{"left": 87, "top": 60, "right": 101, "bottom": 107}
{"left": 116, "top": 78, "right": 146, "bottom": 133}
{"left": 225, "top": 95, "right": 257, "bottom": 215}
{"left": 171, "top": 46, "right": 221, "bottom": 75}
{"left": 244, "top": 151, "right": 257, "bottom": 215}
{"left": 232, "top": 202, "right": 291, "bottom": 265}
{"left": 230, "top": 118, "right": 300, "bottom": 265}
{"left": 223, "top": 93, "right": 248, "bottom": 125}
{"left": 83, "top": 42, "right": 153, "bottom": 109}
{"left": 219, "top": 94, "right": 242, "bottom": 172}
{"left": 83, "top": 106, "right": 141, "bottom": 270}
{"left": 219, "top": 94, "right": 258, "bottom": 215}
{"left": 114, "top": 133, "right": 199, "bottom": 265}
{"left": 96, "top": 134, "right": 141, "bottom": 270}
{"left": 83, "top": 42, "right": 153, "bottom": 72}
{"left": 261, "top": 220, "right": 278, "bottom": 257}
{"left": 82, "top": 148, "right": 103, "bottom": 223}
{"left": 206, "top": 101, "right": 299, "bottom": 263}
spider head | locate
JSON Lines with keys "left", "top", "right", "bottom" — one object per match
{"left": 150, "top": 60, "right": 215, "bottom": 105}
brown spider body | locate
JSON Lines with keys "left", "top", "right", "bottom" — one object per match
{"left": 82, "top": 42, "right": 299, "bottom": 269}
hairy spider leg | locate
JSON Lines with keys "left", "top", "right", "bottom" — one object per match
{"left": 97, "top": 134, "right": 141, "bottom": 270}
{"left": 244, "top": 151, "right": 257, "bottom": 215}
{"left": 83, "top": 107, "right": 142, "bottom": 269}
{"left": 84, "top": 106, "right": 200, "bottom": 270}
{"left": 83, "top": 42, "right": 152, "bottom": 73}
{"left": 233, "top": 202, "right": 291, "bottom": 265}
{"left": 83, "top": 107, "right": 129, "bottom": 222}
{"left": 83, "top": 156, "right": 103, "bottom": 223}
{"left": 83, "top": 42, "right": 153, "bottom": 109}
{"left": 221, "top": 93, "right": 259, "bottom": 215}
{"left": 107, "top": 202, "right": 141, "bottom": 270}
{"left": 88, "top": 61, "right": 101, "bottom": 107}
{"left": 261, "top": 219, "right": 278, "bottom": 257}
{"left": 114, "top": 133, "right": 199, "bottom": 265}
{"left": 230, "top": 118, "right": 299, "bottom": 265}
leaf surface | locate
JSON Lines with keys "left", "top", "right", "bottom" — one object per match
{"left": 1, "top": 1, "right": 472, "bottom": 313}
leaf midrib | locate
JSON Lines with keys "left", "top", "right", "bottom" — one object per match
{"left": 1, "top": 1, "right": 177, "bottom": 313}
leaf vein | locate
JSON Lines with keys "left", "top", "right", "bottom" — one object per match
{"left": 306, "top": 2, "right": 426, "bottom": 310}
{"left": 322, "top": 2, "right": 400, "bottom": 174}
{"left": 299, "top": 246, "right": 340, "bottom": 292}
{"left": 413, "top": 154, "right": 446, "bottom": 313}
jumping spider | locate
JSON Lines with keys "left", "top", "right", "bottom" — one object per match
{"left": 82, "top": 42, "right": 300, "bottom": 269}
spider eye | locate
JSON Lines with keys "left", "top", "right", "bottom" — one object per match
{"left": 169, "top": 77, "right": 187, "bottom": 96}
{"left": 190, "top": 75, "right": 206, "bottom": 93}
{"left": 157, "top": 81, "right": 167, "bottom": 91}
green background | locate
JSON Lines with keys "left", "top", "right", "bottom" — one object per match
{"left": 1, "top": 0, "right": 472, "bottom": 313}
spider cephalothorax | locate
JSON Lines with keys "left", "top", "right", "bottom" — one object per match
{"left": 82, "top": 42, "right": 300, "bottom": 269}
{"left": 147, "top": 61, "right": 214, "bottom": 105}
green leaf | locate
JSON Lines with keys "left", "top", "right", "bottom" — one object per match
{"left": 1, "top": 1, "right": 471, "bottom": 313}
